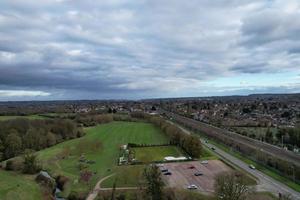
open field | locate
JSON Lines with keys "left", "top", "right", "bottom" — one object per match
{"left": 132, "top": 146, "right": 184, "bottom": 163}
{"left": 0, "top": 115, "right": 46, "bottom": 121}
{"left": 0, "top": 170, "right": 42, "bottom": 200}
{"left": 37, "top": 121, "right": 169, "bottom": 196}
{"left": 161, "top": 160, "right": 231, "bottom": 194}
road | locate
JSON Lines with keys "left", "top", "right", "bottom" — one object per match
{"left": 168, "top": 119, "right": 300, "bottom": 200}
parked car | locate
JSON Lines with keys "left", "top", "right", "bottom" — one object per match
{"left": 163, "top": 172, "right": 172, "bottom": 175}
{"left": 188, "top": 166, "right": 195, "bottom": 169}
{"left": 187, "top": 184, "right": 198, "bottom": 190}
{"left": 249, "top": 164, "right": 256, "bottom": 170}
{"left": 194, "top": 172, "right": 203, "bottom": 176}
{"left": 161, "top": 168, "right": 168, "bottom": 172}
{"left": 201, "top": 160, "right": 208, "bottom": 164}
{"left": 211, "top": 147, "right": 216, "bottom": 151}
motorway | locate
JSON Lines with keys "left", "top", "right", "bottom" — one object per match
{"left": 162, "top": 110, "right": 300, "bottom": 166}
{"left": 166, "top": 119, "right": 300, "bottom": 200}
{"left": 205, "top": 140, "right": 300, "bottom": 199}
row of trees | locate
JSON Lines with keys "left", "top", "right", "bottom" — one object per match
{"left": 0, "top": 118, "right": 83, "bottom": 160}
{"left": 130, "top": 112, "right": 202, "bottom": 158}
{"left": 73, "top": 114, "right": 114, "bottom": 127}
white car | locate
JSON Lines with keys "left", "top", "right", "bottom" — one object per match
{"left": 249, "top": 164, "right": 256, "bottom": 170}
{"left": 187, "top": 184, "right": 198, "bottom": 190}
{"left": 201, "top": 160, "right": 208, "bottom": 164}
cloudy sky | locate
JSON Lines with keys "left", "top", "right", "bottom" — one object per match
{"left": 0, "top": 0, "right": 300, "bottom": 100}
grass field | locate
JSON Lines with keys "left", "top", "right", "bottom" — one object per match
{"left": 0, "top": 115, "right": 46, "bottom": 121}
{"left": 37, "top": 121, "right": 169, "bottom": 196}
{"left": 132, "top": 146, "right": 184, "bottom": 163}
{"left": 0, "top": 170, "right": 42, "bottom": 200}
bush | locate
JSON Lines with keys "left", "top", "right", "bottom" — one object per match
{"left": 22, "top": 152, "right": 41, "bottom": 174}
{"left": 5, "top": 158, "right": 23, "bottom": 171}
{"left": 68, "top": 191, "right": 87, "bottom": 200}
{"left": 56, "top": 175, "right": 70, "bottom": 191}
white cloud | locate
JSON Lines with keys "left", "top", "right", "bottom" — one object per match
{"left": 0, "top": 90, "right": 50, "bottom": 97}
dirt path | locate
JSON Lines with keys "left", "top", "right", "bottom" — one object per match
{"left": 86, "top": 173, "right": 140, "bottom": 200}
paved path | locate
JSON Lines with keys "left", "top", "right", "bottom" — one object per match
{"left": 169, "top": 120, "right": 300, "bottom": 200}
{"left": 86, "top": 173, "right": 141, "bottom": 200}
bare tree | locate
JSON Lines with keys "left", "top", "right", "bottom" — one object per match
{"left": 215, "top": 172, "right": 250, "bottom": 200}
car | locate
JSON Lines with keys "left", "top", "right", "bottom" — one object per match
{"left": 163, "top": 172, "right": 172, "bottom": 175}
{"left": 188, "top": 166, "right": 195, "bottom": 169}
{"left": 194, "top": 172, "right": 203, "bottom": 176}
{"left": 187, "top": 184, "right": 198, "bottom": 190}
{"left": 161, "top": 169, "right": 168, "bottom": 172}
{"left": 249, "top": 164, "right": 256, "bottom": 170}
{"left": 211, "top": 147, "right": 216, "bottom": 151}
{"left": 201, "top": 160, "right": 208, "bottom": 164}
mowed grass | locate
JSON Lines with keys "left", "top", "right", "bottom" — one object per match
{"left": 101, "top": 165, "right": 146, "bottom": 188}
{"left": 0, "top": 170, "right": 42, "bottom": 200}
{"left": 37, "top": 121, "right": 168, "bottom": 195}
{"left": 0, "top": 115, "right": 46, "bottom": 121}
{"left": 133, "top": 146, "right": 184, "bottom": 163}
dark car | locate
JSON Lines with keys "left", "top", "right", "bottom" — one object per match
{"left": 161, "top": 169, "right": 168, "bottom": 172}
{"left": 194, "top": 172, "right": 203, "bottom": 176}
{"left": 188, "top": 166, "right": 195, "bottom": 169}
{"left": 163, "top": 172, "right": 172, "bottom": 175}
{"left": 211, "top": 147, "right": 216, "bottom": 151}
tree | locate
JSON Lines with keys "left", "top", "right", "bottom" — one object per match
{"left": 22, "top": 150, "right": 40, "bottom": 174}
{"left": 4, "top": 132, "right": 22, "bottom": 158}
{"left": 265, "top": 128, "right": 273, "bottom": 144}
{"left": 143, "top": 165, "right": 165, "bottom": 200}
{"left": 46, "top": 132, "right": 56, "bottom": 147}
{"left": 215, "top": 172, "right": 250, "bottom": 200}
{"left": 24, "top": 128, "right": 40, "bottom": 150}
{"left": 183, "top": 135, "right": 202, "bottom": 158}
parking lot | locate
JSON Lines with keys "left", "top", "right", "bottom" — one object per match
{"left": 160, "top": 160, "right": 231, "bottom": 194}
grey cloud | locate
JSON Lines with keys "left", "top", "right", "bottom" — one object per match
{"left": 0, "top": 0, "right": 299, "bottom": 100}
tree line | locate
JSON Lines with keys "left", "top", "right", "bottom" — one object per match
{"left": 130, "top": 112, "right": 202, "bottom": 158}
{"left": 0, "top": 118, "right": 83, "bottom": 161}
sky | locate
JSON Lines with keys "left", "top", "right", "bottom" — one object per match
{"left": 0, "top": 0, "right": 300, "bottom": 101}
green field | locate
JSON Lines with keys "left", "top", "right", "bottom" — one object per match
{"left": 133, "top": 146, "right": 184, "bottom": 163}
{"left": 37, "top": 121, "right": 169, "bottom": 196}
{"left": 0, "top": 115, "right": 46, "bottom": 121}
{"left": 0, "top": 170, "right": 42, "bottom": 200}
